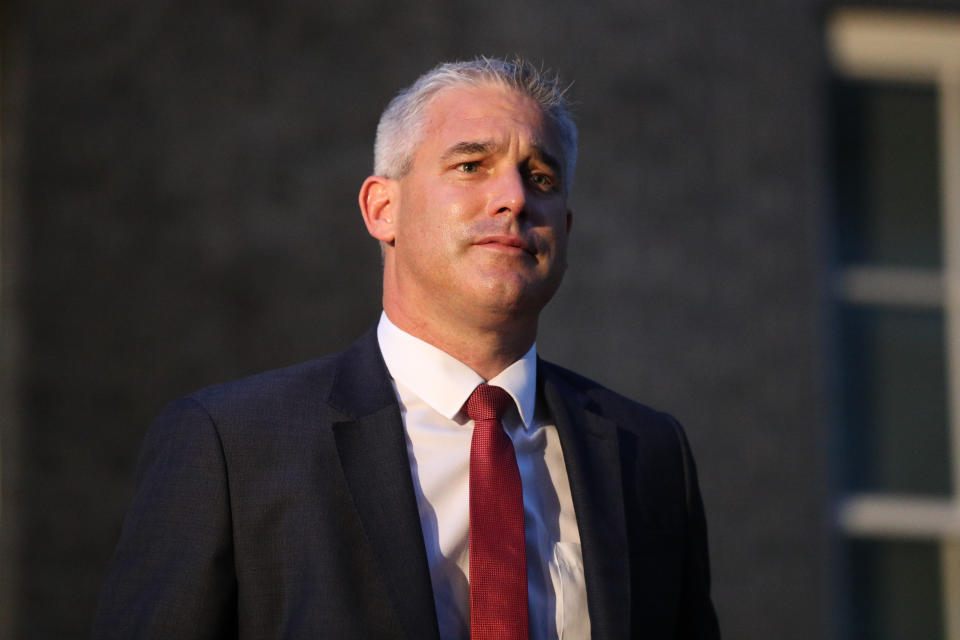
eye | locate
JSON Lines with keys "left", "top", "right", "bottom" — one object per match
{"left": 457, "top": 161, "right": 480, "bottom": 174}
{"left": 528, "top": 172, "right": 557, "bottom": 192}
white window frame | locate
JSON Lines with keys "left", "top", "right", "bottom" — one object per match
{"left": 828, "top": 8, "right": 960, "bottom": 639}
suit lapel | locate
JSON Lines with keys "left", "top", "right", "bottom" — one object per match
{"left": 542, "top": 363, "right": 631, "bottom": 640}
{"left": 328, "top": 329, "right": 441, "bottom": 640}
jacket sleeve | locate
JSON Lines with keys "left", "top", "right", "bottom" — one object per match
{"left": 92, "top": 397, "right": 238, "bottom": 639}
{"left": 671, "top": 417, "right": 721, "bottom": 639}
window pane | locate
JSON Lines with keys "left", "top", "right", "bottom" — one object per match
{"left": 838, "top": 305, "right": 951, "bottom": 495}
{"left": 844, "top": 538, "right": 943, "bottom": 640}
{"left": 833, "top": 79, "right": 942, "bottom": 268}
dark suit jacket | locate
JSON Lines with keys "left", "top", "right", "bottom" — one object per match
{"left": 93, "top": 327, "right": 719, "bottom": 639}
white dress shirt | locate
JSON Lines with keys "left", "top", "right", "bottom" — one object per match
{"left": 377, "top": 312, "right": 590, "bottom": 640}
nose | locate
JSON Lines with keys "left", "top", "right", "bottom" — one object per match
{"left": 488, "top": 167, "right": 526, "bottom": 217}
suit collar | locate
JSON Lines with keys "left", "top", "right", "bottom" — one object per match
{"left": 376, "top": 312, "right": 539, "bottom": 427}
{"left": 328, "top": 325, "right": 400, "bottom": 419}
{"left": 540, "top": 360, "right": 631, "bottom": 640}
{"left": 329, "top": 327, "right": 441, "bottom": 640}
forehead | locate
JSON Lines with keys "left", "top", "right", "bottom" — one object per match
{"left": 415, "top": 83, "right": 559, "bottom": 156}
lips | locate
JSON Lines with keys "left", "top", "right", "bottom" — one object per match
{"left": 474, "top": 234, "right": 534, "bottom": 256}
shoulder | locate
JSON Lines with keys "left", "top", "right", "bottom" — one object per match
{"left": 138, "top": 355, "right": 346, "bottom": 463}
{"left": 540, "top": 360, "right": 710, "bottom": 519}
{"left": 180, "top": 325, "right": 388, "bottom": 425}
{"left": 188, "top": 354, "right": 341, "bottom": 416}
{"left": 539, "top": 359, "right": 683, "bottom": 435}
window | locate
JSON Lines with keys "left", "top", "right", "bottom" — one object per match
{"left": 828, "top": 9, "right": 960, "bottom": 640}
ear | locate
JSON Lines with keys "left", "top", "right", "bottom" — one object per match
{"left": 358, "top": 175, "right": 397, "bottom": 244}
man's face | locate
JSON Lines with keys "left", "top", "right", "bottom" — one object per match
{"left": 382, "top": 83, "right": 572, "bottom": 331}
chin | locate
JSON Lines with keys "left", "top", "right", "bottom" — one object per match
{"left": 464, "top": 264, "right": 562, "bottom": 309}
{"left": 473, "top": 284, "right": 552, "bottom": 320}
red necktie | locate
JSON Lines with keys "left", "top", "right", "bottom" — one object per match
{"left": 467, "top": 384, "right": 529, "bottom": 639}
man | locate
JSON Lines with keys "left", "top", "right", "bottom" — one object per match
{"left": 94, "top": 57, "right": 720, "bottom": 639}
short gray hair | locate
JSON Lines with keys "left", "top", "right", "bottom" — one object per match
{"left": 373, "top": 57, "right": 577, "bottom": 193}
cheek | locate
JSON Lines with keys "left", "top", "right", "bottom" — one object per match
{"left": 402, "top": 202, "right": 472, "bottom": 264}
{"left": 541, "top": 212, "right": 571, "bottom": 253}
{"left": 436, "top": 201, "right": 475, "bottom": 250}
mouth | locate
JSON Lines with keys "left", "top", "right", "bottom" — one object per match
{"left": 474, "top": 234, "right": 535, "bottom": 256}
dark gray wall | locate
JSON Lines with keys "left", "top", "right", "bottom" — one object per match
{"left": 6, "top": 0, "right": 937, "bottom": 637}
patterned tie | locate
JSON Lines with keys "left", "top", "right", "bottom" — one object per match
{"left": 467, "top": 384, "right": 529, "bottom": 639}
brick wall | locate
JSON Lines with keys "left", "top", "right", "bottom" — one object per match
{"left": 7, "top": 1, "right": 949, "bottom": 636}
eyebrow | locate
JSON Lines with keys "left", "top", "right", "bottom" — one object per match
{"left": 534, "top": 147, "right": 562, "bottom": 176}
{"left": 440, "top": 140, "right": 563, "bottom": 177}
{"left": 440, "top": 140, "right": 495, "bottom": 161}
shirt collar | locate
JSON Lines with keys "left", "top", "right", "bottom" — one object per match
{"left": 376, "top": 311, "right": 537, "bottom": 428}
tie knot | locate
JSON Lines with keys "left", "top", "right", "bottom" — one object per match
{"left": 466, "top": 384, "right": 513, "bottom": 422}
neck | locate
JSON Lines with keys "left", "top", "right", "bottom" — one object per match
{"left": 383, "top": 297, "right": 537, "bottom": 381}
